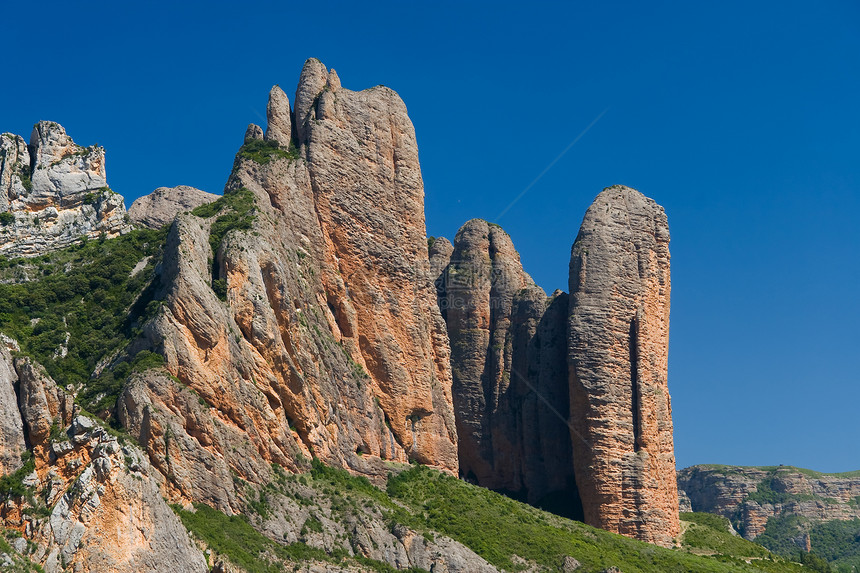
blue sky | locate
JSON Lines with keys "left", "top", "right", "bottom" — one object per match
{"left": 2, "top": 1, "right": 858, "bottom": 472}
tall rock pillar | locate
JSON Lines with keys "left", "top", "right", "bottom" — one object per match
{"left": 567, "top": 185, "right": 679, "bottom": 546}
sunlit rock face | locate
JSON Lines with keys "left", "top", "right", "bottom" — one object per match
{"left": 0, "top": 122, "right": 130, "bottom": 256}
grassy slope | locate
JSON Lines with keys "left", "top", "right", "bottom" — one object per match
{"left": 176, "top": 462, "right": 804, "bottom": 573}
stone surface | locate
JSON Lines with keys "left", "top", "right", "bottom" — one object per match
{"left": 265, "top": 85, "right": 292, "bottom": 147}
{"left": 121, "top": 59, "right": 458, "bottom": 515}
{"left": 0, "top": 344, "right": 25, "bottom": 474}
{"left": 0, "top": 357, "right": 207, "bottom": 573}
{"left": 678, "top": 465, "right": 860, "bottom": 541}
{"left": 0, "top": 122, "right": 131, "bottom": 256}
{"left": 128, "top": 185, "right": 219, "bottom": 229}
{"left": 567, "top": 185, "right": 679, "bottom": 546}
{"left": 245, "top": 123, "right": 263, "bottom": 142}
{"left": 15, "top": 357, "right": 74, "bottom": 447}
{"left": 438, "top": 220, "right": 578, "bottom": 513}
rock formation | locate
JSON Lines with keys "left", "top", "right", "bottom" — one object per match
{"left": 114, "top": 58, "right": 458, "bottom": 515}
{"left": 0, "top": 344, "right": 25, "bottom": 475}
{"left": 0, "top": 59, "right": 684, "bottom": 570}
{"left": 0, "top": 122, "right": 131, "bottom": 256}
{"left": 437, "top": 220, "right": 578, "bottom": 514}
{"left": 0, "top": 350, "right": 207, "bottom": 573}
{"left": 678, "top": 464, "right": 860, "bottom": 541}
{"left": 128, "top": 185, "right": 219, "bottom": 229}
{"left": 435, "top": 188, "right": 679, "bottom": 546}
{"left": 567, "top": 185, "right": 679, "bottom": 546}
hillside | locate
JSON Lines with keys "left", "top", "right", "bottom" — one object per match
{"left": 679, "top": 464, "right": 860, "bottom": 572}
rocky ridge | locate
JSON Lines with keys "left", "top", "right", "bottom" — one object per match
{"left": 0, "top": 58, "right": 684, "bottom": 571}
{"left": 678, "top": 464, "right": 860, "bottom": 542}
{"left": 0, "top": 122, "right": 131, "bottom": 257}
{"left": 128, "top": 185, "right": 219, "bottom": 229}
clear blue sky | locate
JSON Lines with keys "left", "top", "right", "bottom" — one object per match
{"left": 2, "top": 1, "right": 858, "bottom": 472}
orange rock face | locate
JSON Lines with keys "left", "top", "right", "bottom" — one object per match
{"left": 567, "top": 185, "right": 679, "bottom": 547}
{"left": 119, "top": 59, "right": 458, "bottom": 510}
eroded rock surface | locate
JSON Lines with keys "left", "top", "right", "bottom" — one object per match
{"left": 119, "top": 59, "right": 458, "bottom": 515}
{"left": 567, "top": 185, "right": 678, "bottom": 546}
{"left": 0, "top": 358, "right": 207, "bottom": 573}
{"left": 438, "top": 221, "right": 578, "bottom": 513}
{"left": 128, "top": 185, "right": 219, "bottom": 229}
{"left": 0, "top": 122, "right": 131, "bottom": 256}
{"left": 678, "top": 465, "right": 860, "bottom": 541}
{"left": 0, "top": 344, "right": 25, "bottom": 474}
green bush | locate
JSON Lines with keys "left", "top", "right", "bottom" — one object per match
{"left": 235, "top": 139, "right": 300, "bottom": 165}
{"left": 0, "top": 212, "right": 14, "bottom": 225}
{"left": 0, "top": 452, "right": 35, "bottom": 500}
{"left": 0, "top": 227, "right": 167, "bottom": 414}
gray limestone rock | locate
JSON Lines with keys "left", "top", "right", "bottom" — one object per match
{"left": 264, "top": 85, "right": 292, "bottom": 147}
{"left": 0, "top": 344, "right": 25, "bottom": 474}
{"left": 0, "top": 121, "right": 131, "bottom": 257}
{"left": 128, "top": 185, "right": 219, "bottom": 229}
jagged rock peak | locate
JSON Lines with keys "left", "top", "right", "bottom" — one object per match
{"left": 567, "top": 184, "right": 678, "bottom": 546}
{"left": 128, "top": 185, "right": 220, "bottom": 229}
{"left": 294, "top": 58, "right": 330, "bottom": 143}
{"left": 0, "top": 121, "right": 131, "bottom": 256}
{"left": 244, "top": 123, "right": 263, "bottom": 142}
{"left": 264, "top": 85, "right": 292, "bottom": 147}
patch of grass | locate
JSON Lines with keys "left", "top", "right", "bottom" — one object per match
{"left": 171, "top": 502, "right": 381, "bottom": 573}
{"left": 680, "top": 512, "right": 770, "bottom": 559}
{"left": 386, "top": 465, "right": 799, "bottom": 573}
{"left": 236, "top": 139, "right": 300, "bottom": 166}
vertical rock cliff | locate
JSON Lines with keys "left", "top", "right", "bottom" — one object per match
{"left": 437, "top": 186, "right": 678, "bottom": 546}
{"left": 438, "top": 220, "right": 578, "bottom": 513}
{"left": 116, "top": 59, "right": 458, "bottom": 513}
{"left": 567, "top": 185, "right": 679, "bottom": 546}
{"left": 0, "top": 122, "right": 131, "bottom": 256}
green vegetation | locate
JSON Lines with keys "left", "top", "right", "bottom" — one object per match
{"left": 756, "top": 515, "right": 860, "bottom": 573}
{"left": 699, "top": 464, "right": 860, "bottom": 480}
{"left": 0, "top": 211, "right": 14, "bottom": 225}
{"left": 0, "top": 529, "right": 43, "bottom": 572}
{"left": 235, "top": 138, "right": 300, "bottom": 165}
{"left": 190, "top": 187, "right": 256, "bottom": 299}
{"left": 0, "top": 452, "right": 35, "bottom": 500}
{"left": 171, "top": 502, "right": 414, "bottom": 573}
{"left": 746, "top": 476, "right": 814, "bottom": 505}
{"left": 680, "top": 513, "right": 770, "bottom": 559}
{"left": 386, "top": 465, "right": 801, "bottom": 573}
{"left": 810, "top": 518, "right": 860, "bottom": 572}
{"left": 0, "top": 228, "right": 167, "bottom": 414}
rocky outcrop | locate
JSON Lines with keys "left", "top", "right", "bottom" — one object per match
{"left": 15, "top": 357, "right": 74, "bottom": 447}
{"left": 443, "top": 220, "right": 537, "bottom": 487}
{"left": 0, "top": 122, "right": 131, "bottom": 256}
{"left": 117, "top": 59, "right": 457, "bottom": 515}
{"left": 0, "top": 358, "right": 207, "bottom": 573}
{"left": 678, "top": 465, "right": 860, "bottom": 541}
{"left": 567, "top": 185, "right": 678, "bottom": 546}
{"left": 438, "top": 220, "right": 578, "bottom": 513}
{"left": 128, "top": 185, "right": 219, "bottom": 229}
{"left": 264, "top": 85, "right": 292, "bottom": 147}
{"left": 0, "top": 344, "right": 25, "bottom": 474}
